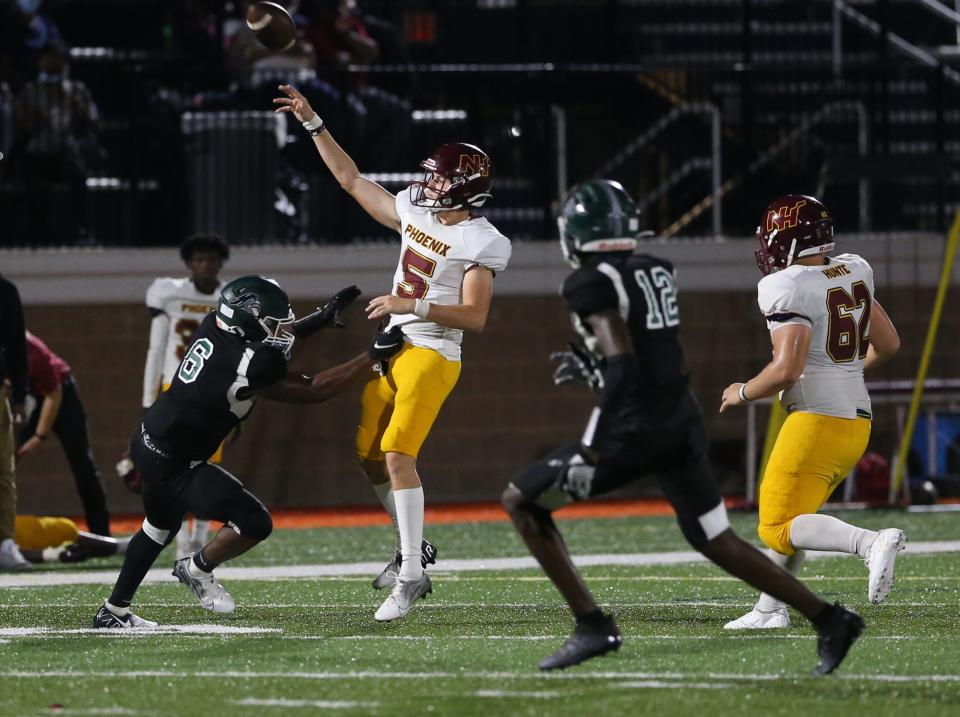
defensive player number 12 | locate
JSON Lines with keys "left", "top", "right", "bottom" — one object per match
{"left": 395, "top": 247, "right": 438, "bottom": 300}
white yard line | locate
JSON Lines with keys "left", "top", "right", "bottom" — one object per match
{"left": 0, "top": 540, "right": 956, "bottom": 589}
{"left": 0, "top": 633, "right": 935, "bottom": 642}
{"left": 3, "top": 669, "right": 960, "bottom": 684}
{"left": 472, "top": 690, "right": 561, "bottom": 698}
{"left": 233, "top": 698, "right": 379, "bottom": 709}
{"left": 0, "top": 625, "right": 279, "bottom": 637}
{"left": 28, "top": 709, "right": 136, "bottom": 716}
{"left": 0, "top": 600, "right": 955, "bottom": 609}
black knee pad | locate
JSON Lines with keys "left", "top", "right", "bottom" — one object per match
{"left": 511, "top": 443, "right": 581, "bottom": 503}
{"left": 234, "top": 504, "right": 272, "bottom": 542}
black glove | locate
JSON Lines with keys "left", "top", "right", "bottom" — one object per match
{"left": 292, "top": 285, "right": 362, "bottom": 339}
{"left": 550, "top": 341, "right": 603, "bottom": 392}
{"left": 369, "top": 324, "right": 406, "bottom": 361}
{"left": 560, "top": 449, "right": 598, "bottom": 500}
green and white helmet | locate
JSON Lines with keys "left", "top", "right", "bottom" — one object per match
{"left": 557, "top": 179, "right": 642, "bottom": 268}
{"left": 216, "top": 275, "right": 296, "bottom": 356}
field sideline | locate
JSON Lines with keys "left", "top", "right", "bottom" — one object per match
{"left": 2, "top": 509, "right": 958, "bottom": 716}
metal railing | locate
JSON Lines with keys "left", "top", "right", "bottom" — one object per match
{"left": 666, "top": 101, "right": 870, "bottom": 237}
{"left": 590, "top": 103, "right": 723, "bottom": 236}
{"left": 833, "top": 0, "right": 960, "bottom": 84}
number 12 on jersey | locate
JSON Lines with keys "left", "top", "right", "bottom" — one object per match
{"left": 635, "top": 266, "right": 679, "bottom": 329}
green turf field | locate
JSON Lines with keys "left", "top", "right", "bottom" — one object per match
{"left": 1, "top": 509, "right": 958, "bottom": 716}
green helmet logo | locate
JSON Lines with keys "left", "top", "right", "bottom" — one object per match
{"left": 557, "top": 179, "right": 642, "bottom": 268}
{"left": 216, "top": 275, "right": 295, "bottom": 355}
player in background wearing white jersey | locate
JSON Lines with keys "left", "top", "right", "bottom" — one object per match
{"left": 142, "top": 234, "right": 229, "bottom": 559}
{"left": 274, "top": 84, "right": 511, "bottom": 621}
{"left": 720, "top": 195, "right": 905, "bottom": 629}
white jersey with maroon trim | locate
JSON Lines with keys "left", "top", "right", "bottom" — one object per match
{"left": 143, "top": 277, "right": 223, "bottom": 405}
{"left": 385, "top": 188, "right": 511, "bottom": 361}
{"left": 756, "top": 252, "right": 874, "bottom": 419}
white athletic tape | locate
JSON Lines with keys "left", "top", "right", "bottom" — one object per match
{"left": 141, "top": 518, "right": 171, "bottom": 546}
{"left": 698, "top": 502, "right": 730, "bottom": 541}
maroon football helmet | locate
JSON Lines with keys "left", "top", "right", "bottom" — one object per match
{"left": 410, "top": 142, "right": 493, "bottom": 211}
{"left": 754, "top": 194, "right": 835, "bottom": 275}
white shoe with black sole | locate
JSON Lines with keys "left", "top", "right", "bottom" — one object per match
{"left": 93, "top": 602, "right": 158, "bottom": 629}
{"left": 372, "top": 539, "right": 437, "bottom": 590}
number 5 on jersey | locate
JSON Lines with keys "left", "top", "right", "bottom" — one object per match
{"left": 178, "top": 338, "right": 213, "bottom": 383}
{"left": 396, "top": 247, "right": 437, "bottom": 300}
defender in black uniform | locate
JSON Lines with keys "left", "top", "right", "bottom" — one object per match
{"left": 94, "top": 276, "right": 402, "bottom": 628}
{"left": 501, "top": 180, "right": 864, "bottom": 674}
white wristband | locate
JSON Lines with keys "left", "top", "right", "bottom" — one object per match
{"left": 413, "top": 299, "right": 431, "bottom": 319}
{"left": 738, "top": 383, "right": 751, "bottom": 402}
{"left": 302, "top": 114, "right": 325, "bottom": 134}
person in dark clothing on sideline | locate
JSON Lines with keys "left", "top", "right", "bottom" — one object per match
{"left": 18, "top": 331, "right": 111, "bottom": 536}
{"left": 0, "top": 273, "right": 30, "bottom": 570}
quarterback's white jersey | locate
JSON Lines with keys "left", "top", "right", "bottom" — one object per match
{"left": 757, "top": 253, "right": 874, "bottom": 419}
{"left": 142, "top": 277, "right": 223, "bottom": 406}
{"left": 386, "top": 188, "right": 512, "bottom": 360}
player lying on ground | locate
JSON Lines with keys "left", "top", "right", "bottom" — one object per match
{"left": 94, "top": 275, "right": 403, "bottom": 628}
{"left": 14, "top": 515, "right": 129, "bottom": 563}
{"left": 720, "top": 194, "right": 904, "bottom": 630}
{"left": 273, "top": 84, "right": 511, "bottom": 622}
{"left": 502, "top": 180, "right": 864, "bottom": 675}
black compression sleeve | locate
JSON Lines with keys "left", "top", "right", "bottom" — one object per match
{"left": 581, "top": 353, "right": 638, "bottom": 455}
{"left": 291, "top": 307, "right": 325, "bottom": 339}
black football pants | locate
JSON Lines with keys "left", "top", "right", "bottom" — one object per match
{"left": 21, "top": 378, "right": 111, "bottom": 536}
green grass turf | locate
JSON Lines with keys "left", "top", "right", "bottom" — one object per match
{"left": 1, "top": 510, "right": 958, "bottom": 716}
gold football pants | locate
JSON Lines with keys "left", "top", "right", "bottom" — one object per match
{"left": 14, "top": 515, "right": 79, "bottom": 550}
{"left": 355, "top": 344, "right": 461, "bottom": 460}
{"left": 758, "top": 412, "right": 871, "bottom": 556}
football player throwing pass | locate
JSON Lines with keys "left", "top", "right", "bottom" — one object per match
{"left": 274, "top": 84, "right": 511, "bottom": 622}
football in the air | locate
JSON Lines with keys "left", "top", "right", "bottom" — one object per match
{"left": 245, "top": 1, "right": 297, "bottom": 51}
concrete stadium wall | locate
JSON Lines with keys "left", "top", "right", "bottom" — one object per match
{"left": 2, "top": 235, "right": 956, "bottom": 517}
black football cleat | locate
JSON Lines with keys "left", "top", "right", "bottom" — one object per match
{"left": 538, "top": 614, "right": 622, "bottom": 671}
{"left": 372, "top": 539, "right": 438, "bottom": 590}
{"left": 813, "top": 603, "right": 864, "bottom": 676}
{"left": 92, "top": 602, "right": 158, "bottom": 629}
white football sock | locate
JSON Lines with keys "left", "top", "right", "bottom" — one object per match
{"left": 190, "top": 519, "right": 210, "bottom": 544}
{"left": 755, "top": 549, "right": 806, "bottom": 613}
{"left": 394, "top": 486, "right": 424, "bottom": 581}
{"left": 789, "top": 514, "right": 878, "bottom": 558}
{"left": 105, "top": 600, "right": 130, "bottom": 616}
{"left": 372, "top": 480, "right": 401, "bottom": 551}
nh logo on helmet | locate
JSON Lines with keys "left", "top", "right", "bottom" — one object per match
{"left": 766, "top": 199, "right": 807, "bottom": 233}
{"left": 458, "top": 154, "right": 489, "bottom": 177}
